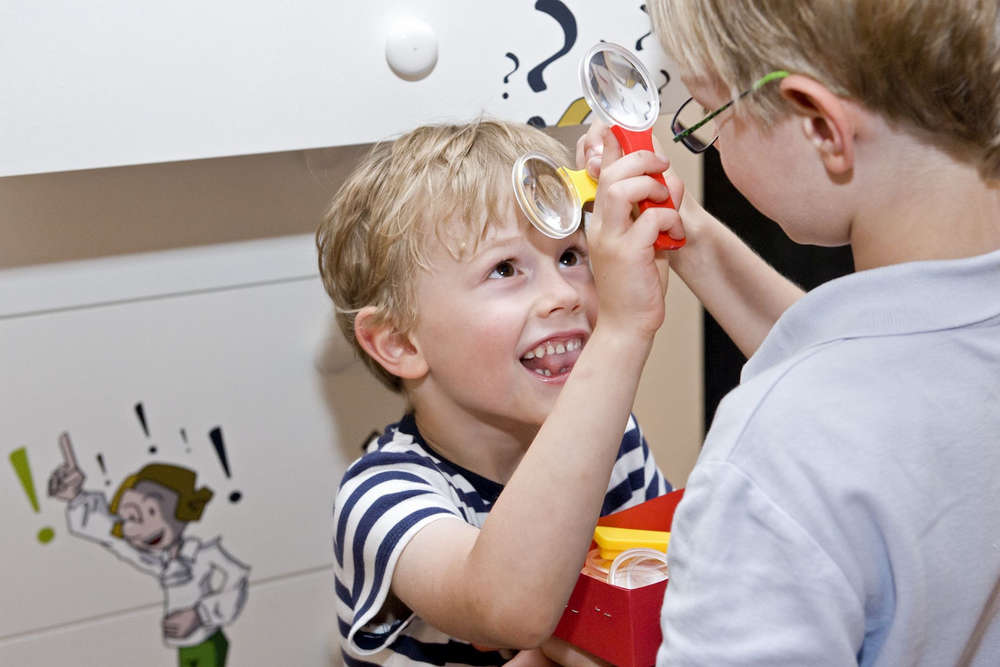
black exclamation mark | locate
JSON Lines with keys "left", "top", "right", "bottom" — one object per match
{"left": 180, "top": 428, "right": 190, "bottom": 453}
{"left": 208, "top": 427, "right": 241, "bottom": 503}
{"left": 134, "top": 402, "right": 156, "bottom": 454}
{"left": 96, "top": 453, "right": 110, "bottom": 485}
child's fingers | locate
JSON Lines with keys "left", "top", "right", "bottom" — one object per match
{"left": 599, "top": 126, "right": 623, "bottom": 166}
{"left": 575, "top": 121, "right": 610, "bottom": 178}
{"left": 596, "top": 176, "right": 672, "bottom": 237}
{"left": 663, "top": 169, "right": 686, "bottom": 210}
{"left": 598, "top": 149, "right": 669, "bottom": 186}
{"left": 633, "top": 204, "right": 685, "bottom": 248}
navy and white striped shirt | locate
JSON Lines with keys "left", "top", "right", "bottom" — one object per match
{"left": 333, "top": 412, "right": 670, "bottom": 666}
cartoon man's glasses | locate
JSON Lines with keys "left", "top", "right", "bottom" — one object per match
{"left": 671, "top": 70, "right": 790, "bottom": 153}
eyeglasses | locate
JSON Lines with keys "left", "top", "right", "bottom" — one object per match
{"left": 671, "top": 70, "right": 790, "bottom": 153}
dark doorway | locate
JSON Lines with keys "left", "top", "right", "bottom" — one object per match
{"left": 701, "top": 149, "right": 854, "bottom": 431}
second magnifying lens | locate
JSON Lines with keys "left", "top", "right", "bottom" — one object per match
{"left": 512, "top": 151, "right": 598, "bottom": 239}
{"left": 579, "top": 41, "right": 684, "bottom": 250}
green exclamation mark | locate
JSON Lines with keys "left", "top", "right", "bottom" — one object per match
{"left": 9, "top": 447, "right": 55, "bottom": 544}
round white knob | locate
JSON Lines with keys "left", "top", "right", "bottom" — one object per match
{"left": 385, "top": 18, "right": 438, "bottom": 81}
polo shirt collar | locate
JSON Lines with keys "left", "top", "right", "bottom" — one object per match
{"left": 743, "top": 248, "right": 1000, "bottom": 382}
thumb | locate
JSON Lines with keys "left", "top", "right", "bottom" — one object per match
{"left": 663, "top": 169, "right": 686, "bottom": 210}
{"left": 600, "top": 126, "right": 623, "bottom": 165}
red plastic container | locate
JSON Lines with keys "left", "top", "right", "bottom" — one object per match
{"left": 553, "top": 489, "right": 685, "bottom": 667}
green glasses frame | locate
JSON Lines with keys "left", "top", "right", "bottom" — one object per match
{"left": 671, "top": 70, "right": 790, "bottom": 153}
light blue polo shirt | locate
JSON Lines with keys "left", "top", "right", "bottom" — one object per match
{"left": 659, "top": 249, "right": 1000, "bottom": 666}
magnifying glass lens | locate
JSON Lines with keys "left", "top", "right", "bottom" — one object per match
{"left": 512, "top": 153, "right": 582, "bottom": 239}
{"left": 580, "top": 44, "right": 658, "bottom": 132}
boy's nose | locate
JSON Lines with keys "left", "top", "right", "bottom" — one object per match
{"left": 535, "top": 268, "right": 583, "bottom": 317}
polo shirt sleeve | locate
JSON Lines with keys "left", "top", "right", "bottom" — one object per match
{"left": 332, "top": 450, "right": 464, "bottom": 656}
{"left": 657, "top": 460, "right": 864, "bottom": 666}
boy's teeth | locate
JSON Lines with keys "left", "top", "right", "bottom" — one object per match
{"left": 523, "top": 337, "right": 582, "bottom": 361}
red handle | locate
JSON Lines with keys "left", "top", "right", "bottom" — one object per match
{"left": 610, "top": 125, "right": 685, "bottom": 250}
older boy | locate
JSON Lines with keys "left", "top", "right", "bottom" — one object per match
{"left": 317, "top": 119, "right": 681, "bottom": 664}
{"left": 592, "top": 1, "right": 999, "bottom": 664}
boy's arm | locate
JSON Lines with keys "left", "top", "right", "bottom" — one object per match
{"left": 668, "top": 196, "right": 804, "bottom": 358}
{"left": 578, "top": 122, "right": 804, "bottom": 358}
{"left": 390, "top": 136, "right": 674, "bottom": 649}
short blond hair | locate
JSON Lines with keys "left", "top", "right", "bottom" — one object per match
{"left": 316, "top": 119, "right": 571, "bottom": 392}
{"left": 651, "top": 0, "right": 1000, "bottom": 179}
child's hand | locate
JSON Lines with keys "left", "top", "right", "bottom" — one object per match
{"left": 576, "top": 121, "right": 608, "bottom": 180}
{"left": 538, "top": 637, "right": 613, "bottom": 666}
{"left": 585, "top": 126, "right": 682, "bottom": 339}
{"left": 577, "top": 119, "right": 689, "bottom": 239}
{"left": 504, "top": 648, "right": 559, "bottom": 666}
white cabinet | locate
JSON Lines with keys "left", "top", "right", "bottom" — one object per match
{"left": 1, "top": 1, "right": 687, "bottom": 176}
{"left": 0, "top": 235, "right": 407, "bottom": 665}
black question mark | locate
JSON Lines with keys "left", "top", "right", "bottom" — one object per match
{"left": 502, "top": 52, "right": 520, "bottom": 99}
{"left": 527, "top": 0, "right": 578, "bottom": 92}
{"left": 658, "top": 69, "right": 671, "bottom": 97}
{"left": 636, "top": 4, "right": 652, "bottom": 51}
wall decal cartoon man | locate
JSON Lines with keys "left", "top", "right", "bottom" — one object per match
{"left": 48, "top": 434, "right": 249, "bottom": 667}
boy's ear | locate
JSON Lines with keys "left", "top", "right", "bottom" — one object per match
{"left": 354, "top": 306, "right": 429, "bottom": 381}
{"left": 779, "top": 75, "right": 855, "bottom": 176}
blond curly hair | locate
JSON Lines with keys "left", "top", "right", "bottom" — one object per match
{"left": 316, "top": 119, "right": 572, "bottom": 392}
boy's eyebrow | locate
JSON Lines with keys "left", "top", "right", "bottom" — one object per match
{"left": 475, "top": 233, "right": 525, "bottom": 253}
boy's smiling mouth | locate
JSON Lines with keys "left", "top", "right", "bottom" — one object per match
{"left": 520, "top": 336, "right": 584, "bottom": 378}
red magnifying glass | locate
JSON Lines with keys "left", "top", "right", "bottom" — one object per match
{"left": 579, "top": 42, "right": 684, "bottom": 250}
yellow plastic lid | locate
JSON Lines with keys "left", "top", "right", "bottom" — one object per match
{"left": 593, "top": 526, "right": 670, "bottom": 561}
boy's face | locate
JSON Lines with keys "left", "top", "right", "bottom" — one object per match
{"left": 408, "top": 200, "right": 598, "bottom": 429}
{"left": 118, "top": 480, "right": 186, "bottom": 552}
{"left": 684, "top": 76, "right": 851, "bottom": 246}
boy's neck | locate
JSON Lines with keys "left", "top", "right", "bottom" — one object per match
{"left": 849, "top": 125, "right": 1000, "bottom": 271}
{"left": 410, "top": 402, "right": 537, "bottom": 485}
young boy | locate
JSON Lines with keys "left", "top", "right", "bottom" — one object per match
{"left": 582, "top": 1, "right": 1000, "bottom": 664}
{"left": 317, "top": 119, "right": 681, "bottom": 664}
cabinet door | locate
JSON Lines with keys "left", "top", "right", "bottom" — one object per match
{"left": 0, "top": 235, "right": 405, "bottom": 665}
{"left": 1, "top": 1, "right": 686, "bottom": 176}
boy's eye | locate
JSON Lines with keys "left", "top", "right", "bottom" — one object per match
{"left": 488, "top": 260, "right": 517, "bottom": 279}
{"left": 559, "top": 248, "right": 585, "bottom": 267}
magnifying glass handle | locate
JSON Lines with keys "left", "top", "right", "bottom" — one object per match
{"left": 610, "top": 126, "right": 685, "bottom": 250}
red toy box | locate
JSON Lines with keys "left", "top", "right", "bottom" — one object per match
{"left": 553, "top": 489, "right": 684, "bottom": 667}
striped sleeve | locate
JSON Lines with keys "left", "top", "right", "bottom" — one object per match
{"left": 601, "top": 414, "right": 672, "bottom": 516}
{"left": 333, "top": 448, "right": 464, "bottom": 656}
